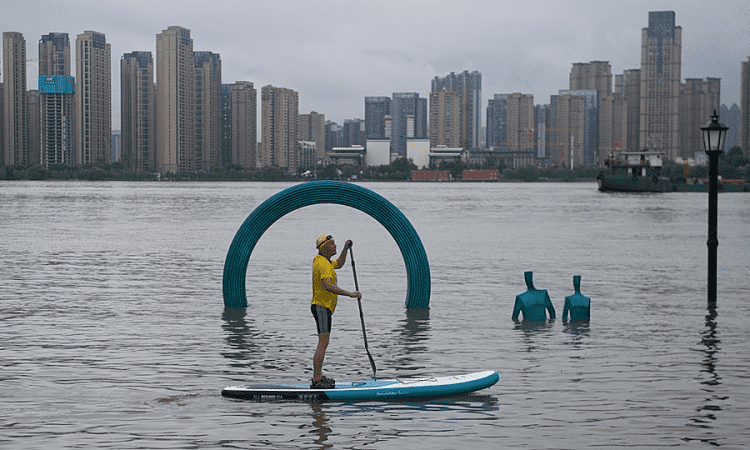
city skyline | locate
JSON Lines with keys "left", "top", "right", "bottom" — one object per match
{"left": 2, "top": 1, "right": 748, "bottom": 128}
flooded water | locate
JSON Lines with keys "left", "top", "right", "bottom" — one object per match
{"left": 1, "top": 180, "right": 749, "bottom": 449}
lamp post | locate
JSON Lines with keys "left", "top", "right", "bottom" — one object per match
{"left": 700, "top": 110, "right": 728, "bottom": 307}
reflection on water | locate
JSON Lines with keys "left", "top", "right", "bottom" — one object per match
{"left": 310, "top": 401, "right": 332, "bottom": 450}
{"left": 700, "top": 306, "right": 721, "bottom": 389}
{"left": 3, "top": 181, "right": 750, "bottom": 448}
{"left": 562, "top": 321, "right": 590, "bottom": 349}
{"left": 686, "top": 303, "right": 726, "bottom": 446}
{"left": 397, "top": 307, "right": 431, "bottom": 347}
{"left": 514, "top": 319, "right": 555, "bottom": 352}
{"left": 221, "top": 306, "right": 260, "bottom": 369}
{"left": 387, "top": 307, "right": 431, "bottom": 372}
{"left": 304, "top": 393, "right": 500, "bottom": 449}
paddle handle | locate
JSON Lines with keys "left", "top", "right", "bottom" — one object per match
{"left": 351, "top": 247, "right": 359, "bottom": 291}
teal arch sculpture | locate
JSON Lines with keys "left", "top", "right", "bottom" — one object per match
{"left": 223, "top": 181, "right": 431, "bottom": 309}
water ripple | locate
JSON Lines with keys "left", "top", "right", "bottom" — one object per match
{"left": 1, "top": 181, "right": 749, "bottom": 448}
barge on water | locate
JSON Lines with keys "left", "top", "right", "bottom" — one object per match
{"left": 597, "top": 151, "right": 749, "bottom": 193}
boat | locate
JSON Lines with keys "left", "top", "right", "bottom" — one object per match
{"left": 597, "top": 151, "right": 749, "bottom": 193}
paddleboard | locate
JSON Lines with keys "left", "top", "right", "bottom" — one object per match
{"left": 221, "top": 370, "right": 499, "bottom": 401}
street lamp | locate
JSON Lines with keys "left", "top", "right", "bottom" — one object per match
{"left": 700, "top": 110, "right": 728, "bottom": 307}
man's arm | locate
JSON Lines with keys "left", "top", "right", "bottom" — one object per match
{"left": 335, "top": 240, "right": 353, "bottom": 268}
{"left": 321, "top": 278, "right": 361, "bottom": 299}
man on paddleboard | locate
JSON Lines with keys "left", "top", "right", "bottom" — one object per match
{"left": 311, "top": 234, "right": 361, "bottom": 389}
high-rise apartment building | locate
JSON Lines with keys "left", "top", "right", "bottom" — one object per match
{"left": 610, "top": 92, "right": 627, "bottom": 155}
{"left": 429, "top": 88, "right": 460, "bottom": 148}
{"left": 570, "top": 62, "right": 612, "bottom": 96}
{"left": 623, "top": 69, "right": 641, "bottom": 151}
{"left": 487, "top": 94, "right": 503, "bottom": 151}
{"left": 534, "top": 104, "right": 549, "bottom": 159}
{"left": 510, "top": 93, "right": 535, "bottom": 155}
{"left": 298, "top": 111, "right": 325, "bottom": 161}
{"left": 27, "top": 89, "right": 40, "bottom": 165}
{"left": 121, "top": 51, "right": 156, "bottom": 173}
{"left": 194, "top": 51, "right": 221, "bottom": 170}
{"left": 720, "top": 103, "right": 740, "bottom": 151}
{"left": 231, "top": 81, "right": 257, "bottom": 169}
{"left": 1, "top": 81, "right": 3, "bottom": 162}
{"left": 342, "top": 118, "right": 363, "bottom": 147}
{"left": 431, "top": 70, "right": 482, "bottom": 150}
{"left": 38, "top": 72, "right": 75, "bottom": 167}
{"left": 679, "top": 78, "right": 720, "bottom": 160}
{"left": 741, "top": 57, "right": 750, "bottom": 158}
{"left": 364, "top": 96, "right": 390, "bottom": 140}
{"left": 390, "top": 92, "right": 427, "bottom": 156}
{"left": 325, "top": 121, "right": 342, "bottom": 153}
{"left": 220, "top": 84, "right": 232, "bottom": 167}
{"left": 156, "top": 26, "right": 196, "bottom": 174}
{"left": 550, "top": 90, "right": 599, "bottom": 167}
{"left": 261, "top": 85, "right": 298, "bottom": 171}
{"left": 640, "top": 11, "right": 682, "bottom": 160}
{"left": 76, "top": 31, "right": 111, "bottom": 165}
{"left": 39, "top": 32, "right": 70, "bottom": 77}
{"left": 569, "top": 61, "right": 626, "bottom": 163}
{"left": 39, "top": 32, "right": 74, "bottom": 167}
{"left": 3, "top": 32, "right": 28, "bottom": 166}
{"left": 487, "top": 93, "right": 535, "bottom": 153}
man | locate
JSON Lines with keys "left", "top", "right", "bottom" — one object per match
{"left": 311, "top": 234, "right": 361, "bottom": 389}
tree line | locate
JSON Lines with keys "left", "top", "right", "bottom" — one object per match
{"left": 1, "top": 148, "right": 747, "bottom": 182}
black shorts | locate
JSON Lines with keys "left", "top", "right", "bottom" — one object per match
{"left": 311, "top": 304, "right": 332, "bottom": 334}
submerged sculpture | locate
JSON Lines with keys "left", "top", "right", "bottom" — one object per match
{"left": 223, "top": 181, "right": 431, "bottom": 309}
{"left": 562, "top": 275, "right": 591, "bottom": 321}
{"left": 512, "top": 271, "right": 555, "bottom": 321}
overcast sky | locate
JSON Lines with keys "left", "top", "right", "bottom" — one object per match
{"left": 3, "top": 0, "right": 749, "bottom": 129}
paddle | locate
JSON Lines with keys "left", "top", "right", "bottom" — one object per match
{"left": 349, "top": 246, "right": 377, "bottom": 379}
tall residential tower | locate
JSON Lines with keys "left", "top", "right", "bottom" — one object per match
{"left": 261, "top": 85, "right": 298, "bottom": 171}
{"left": 486, "top": 93, "right": 535, "bottom": 153}
{"left": 298, "top": 110, "right": 326, "bottom": 162}
{"left": 194, "top": 51, "right": 221, "bottom": 170}
{"left": 741, "top": 57, "right": 750, "bottom": 158}
{"left": 156, "top": 26, "right": 196, "bottom": 173}
{"left": 640, "top": 11, "right": 682, "bottom": 160}
{"left": 390, "top": 92, "right": 427, "bottom": 156}
{"left": 570, "top": 61, "right": 626, "bottom": 162}
{"left": 679, "top": 78, "right": 720, "bottom": 160}
{"left": 550, "top": 90, "right": 599, "bottom": 167}
{"left": 39, "top": 32, "right": 74, "bottom": 167}
{"left": 121, "top": 51, "right": 156, "bottom": 173}
{"left": 3, "top": 32, "right": 28, "bottom": 166}
{"left": 429, "top": 88, "right": 460, "bottom": 148}
{"left": 364, "top": 96, "right": 390, "bottom": 140}
{"left": 623, "top": 69, "right": 641, "bottom": 151}
{"left": 431, "top": 70, "right": 482, "bottom": 150}
{"left": 76, "top": 31, "right": 111, "bottom": 165}
{"left": 231, "top": 81, "right": 257, "bottom": 169}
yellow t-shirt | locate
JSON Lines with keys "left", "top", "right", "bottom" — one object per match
{"left": 312, "top": 254, "right": 340, "bottom": 313}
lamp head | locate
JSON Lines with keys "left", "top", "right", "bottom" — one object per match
{"left": 701, "top": 110, "right": 728, "bottom": 155}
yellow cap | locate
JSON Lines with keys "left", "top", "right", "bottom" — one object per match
{"left": 316, "top": 234, "right": 332, "bottom": 248}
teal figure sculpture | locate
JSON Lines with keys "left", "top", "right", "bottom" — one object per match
{"left": 563, "top": 275, "right": 590, "bottom": 321}
{"left": 512, "top": 271, "right": 555, "bottom": 321}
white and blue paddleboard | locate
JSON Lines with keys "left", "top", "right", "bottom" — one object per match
{"left": 221, "top": 370, "right": 499, "bottom": 401}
